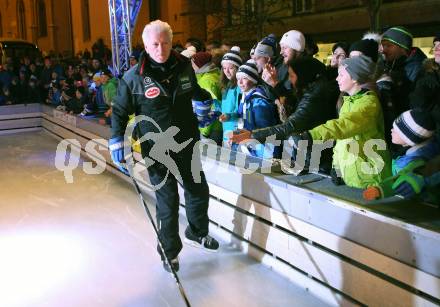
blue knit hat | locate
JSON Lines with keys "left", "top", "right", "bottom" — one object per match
{"left": 382, "top": 26, "right": 413, "bottom": 51}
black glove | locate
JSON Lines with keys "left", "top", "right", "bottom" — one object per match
{"left": 330, "top": 168, "right": 345, "bottom": 186}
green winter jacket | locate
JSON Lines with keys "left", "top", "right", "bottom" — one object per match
{"left": 195, "top": 63, "right": 222, "bottom": 136}
{"left": 102, "top": 77, "right": 118, "bottom": 107}
{"left": 309, "top": 90, "right": 392, "bottom": 188}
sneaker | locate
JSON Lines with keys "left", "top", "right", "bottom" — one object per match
{"left": 184, "top": 226, "right": 219, "bottom": 252}
{"left": 162, "top": 256, "right": 179, "bottom": 273}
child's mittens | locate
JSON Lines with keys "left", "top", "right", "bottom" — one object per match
{"left": 392, "top": 172, "right": 426, "bottom": 198}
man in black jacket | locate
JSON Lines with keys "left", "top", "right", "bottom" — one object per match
{"left": 109, "top": 20, "right": 219, "bottom": 273}
{"left": 380, "top": 26, "right": 426, "bottom": 116}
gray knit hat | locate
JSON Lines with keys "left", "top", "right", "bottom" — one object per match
{"left": 381, "top": 26, "right": 413, "bottom": 51}
{"left": 254, "top": 42, "right": 274, "bottom": 58}
{"left": 341, "top": 55, "right": 375, "bottom": 84}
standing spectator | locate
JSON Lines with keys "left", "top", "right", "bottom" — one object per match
{"left": 219, "top": 46, "right": 243, "bottom": 144}
{"left": 327, "top": 42, "right": 350, "bottom": 80}
{"left": 180, "top": 46, "right": 197, "bottom": 59}
{"left": 100, "top": 68, "right": 118, "bottom": 120}
{"left": 40, "top": 56, "right": 54, "bottom": 99}
{"left": 262, "top": 30, "right": 305, "bottom": 98}
{"left": 236, "top": 59, "right": 279, "bottom": 159}
{"left": 28, "top": 75, "right": 41, "bottom": 103}
{"left": 409, "top": 34, "right": 440, "bottom": 136}
{"left": 0, "top": 63, "right": 13, "bottom": 89}
{"left": 91, "top": 58, "right": 102, "bottom": 74}
{"left": 380, "top": 26, "right": 426, "bottom": 116}
{"left": 191, "top": 51, "right": 223, "bottom": 143}
{"left": 301, "top": 55, "right": 391, "bottom": 188}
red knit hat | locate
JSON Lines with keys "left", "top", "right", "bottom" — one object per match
{"left": 192, "top": 51, "right": 212, "bottom": 68}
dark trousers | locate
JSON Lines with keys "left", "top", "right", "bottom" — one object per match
{"left": 146, "top": 140, "right": 210, "bottom": 259}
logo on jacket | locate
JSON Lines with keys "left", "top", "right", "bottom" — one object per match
{"left": 145, "top": 87, "right": 160, "bottom": 98}
{"left": 143, "top": 77, "right": 152, "bottom": 85}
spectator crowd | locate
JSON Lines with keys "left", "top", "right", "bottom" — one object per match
{"left": 1, "top": 27, "right": 440, "bottom": 203}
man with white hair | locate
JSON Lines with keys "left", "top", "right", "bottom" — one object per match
{"left": 109, "top": 20, "right": 219, "bottom": 273}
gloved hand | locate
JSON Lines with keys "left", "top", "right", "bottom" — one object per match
{"left": 291, "top": 131, "right": 312, "bottom": 149}
{"left": 392, "top": 172, "right": 426, "bottom": 198}
{"left": 108, "top": 136, "right": 129, "bottom": 175}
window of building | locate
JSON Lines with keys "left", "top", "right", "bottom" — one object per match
{"left": 149, "top": 0, "right": 160, "bottom": 21}
{"left": 38, "top": 0, "right": 47, "bottom": 37}
{"left": 82, "top": 0, "right": 91, "bottom": 41}
{"left": 17, "top": 0, "right": 27, "bottom": 39}
{"left": 244, "top": 0, "right": 255, "bottom": 20}
{"left": 293, "top": 0, "right": 313, "bottom": 14}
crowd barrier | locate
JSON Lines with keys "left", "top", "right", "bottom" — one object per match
{"left": 1, "top": 103, "right": 439, "bottom": 306}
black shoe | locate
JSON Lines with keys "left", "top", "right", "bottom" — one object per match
{"left": 162, "top": 256, "right": 179, "bottom": 273}
{"left": 184, "top": 227, "right": 219, "bottom": 252}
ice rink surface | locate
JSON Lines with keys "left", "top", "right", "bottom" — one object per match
{"left": 0, "top": 131, "right": 330, "bottom": 307}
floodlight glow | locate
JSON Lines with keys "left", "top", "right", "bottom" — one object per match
{"left": 0, "top": 233, "right": 85, "bottom": 306}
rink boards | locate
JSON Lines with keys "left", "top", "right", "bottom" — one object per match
{"left": 1, "top": 103, "right": 439, "bottom": 306}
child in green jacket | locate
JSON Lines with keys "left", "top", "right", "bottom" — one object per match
{"left": 306, "top": 55, "right": 392, "bottom": 188}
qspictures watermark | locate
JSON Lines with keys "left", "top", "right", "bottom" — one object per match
{"left": 54, "top": 115, "right": 388, "bottom": 188}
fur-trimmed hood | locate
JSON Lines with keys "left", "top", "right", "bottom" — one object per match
{"left": 423, "top": 58, "right": 440, "bottom": 74}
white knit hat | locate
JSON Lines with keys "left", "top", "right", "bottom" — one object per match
{"left": 181, "top": 46, "right": 197, "bottom": 58}
{"left": 279, "top": 30, "right": 305, "bottom": 52}
{"left": 236, "top": 59, "right": 259, "bottom": 84}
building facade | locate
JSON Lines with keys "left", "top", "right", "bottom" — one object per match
{"left": 0, "top": 0, "right": 151, "bottom": 57}
{"left": 0, "top": 0, "right": 438, "bottom": 56}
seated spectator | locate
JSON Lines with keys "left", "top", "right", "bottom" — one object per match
{"left": 191, "top": 51, "right": 223, "bottom": 143}
{"left": 363, "top": 110, "right": 440, "bottom": 201}
{"left": 235, "top": 59, "right": 279, "bottom": 159}
{"left": 299, "top": 55, "right": 391, "bottom": 188}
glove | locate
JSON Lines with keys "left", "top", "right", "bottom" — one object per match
{"left": 291, "top": 131, "right": 312, "bottom": 149}
{"left": 108, "top": 136, "right": 129, "bottom": 175}
{"left": 392, "top": 172, "right": 426, "bottom": 198}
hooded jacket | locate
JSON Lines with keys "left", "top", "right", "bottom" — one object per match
{"left": 383, "top": 47, "right": 426, "bottom": 115}
{"left": 309, "top": 90, "right": 392, "bottom": 188}
{"left": 194, "top": 62, "right": 222, "bottom": 137}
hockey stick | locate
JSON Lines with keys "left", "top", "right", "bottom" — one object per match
{"left": 127, "top": 167, "right": 192, "bottom": 307}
